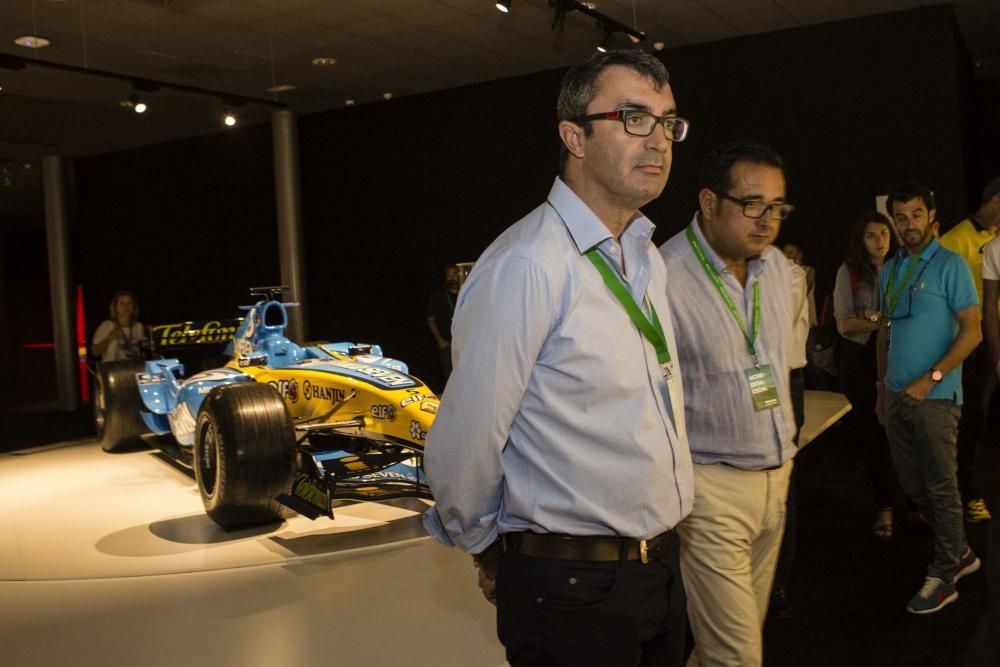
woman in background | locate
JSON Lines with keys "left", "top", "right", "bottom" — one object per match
{"left": 92, "top": 290, "right": 144, "bottom": 363}
{"left": 834, "top": 212, "right": 896, "bottom": 539}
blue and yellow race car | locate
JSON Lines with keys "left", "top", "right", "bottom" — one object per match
{"left": 95, "top": 287, "right": 437, "bottom": 530}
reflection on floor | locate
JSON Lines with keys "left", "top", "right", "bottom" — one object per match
{"left": 0, "top": 439, "right": 505, "bottom": 666}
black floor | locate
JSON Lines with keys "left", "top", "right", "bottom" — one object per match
{"left": 2, "top": 408, "right": 996, "bottom": 666}
{"left": 764, "top": 421, "right": 997, "bottom": 667}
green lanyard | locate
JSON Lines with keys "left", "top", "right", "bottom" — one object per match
{"left": 685, "top": 225, "right": 762, "bottom": 364}
{"left": 585, "top": 248, "right": 672, "bottom": 374}
{"left": 884, "top": 255, "right": 921, "bottom": 318}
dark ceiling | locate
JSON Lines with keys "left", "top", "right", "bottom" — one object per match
{"left": 1, "top": 0, "right": 998, "bottom": 221}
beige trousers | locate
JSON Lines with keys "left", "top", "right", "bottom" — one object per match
{"left": 678, "top": 460, "right": 793, "bottom": 667}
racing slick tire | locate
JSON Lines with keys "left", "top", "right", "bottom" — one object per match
{"left": 95, "top": 360, "right": 150, "bottom": 453}
{"left": 194, "top": 382, "right": 296, "bottom": 530}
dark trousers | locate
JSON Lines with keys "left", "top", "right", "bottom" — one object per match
{"left": 956, "top": 337, "right": 993, "bottom": 501}
{"left": 495, "top": 536, "right": 686, "bottom": 667}
{"left": 838, "top": 335, "right": 894, "bottom": 508}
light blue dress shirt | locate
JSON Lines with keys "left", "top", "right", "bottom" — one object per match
{"left": 422, "top": 177, "right": 693, "bottom": 554}
{"left": 879, "top": 238, "right": 977, "bottom": 403}
{"left": 658, "top": 214, "right": 797, "bottom": 469}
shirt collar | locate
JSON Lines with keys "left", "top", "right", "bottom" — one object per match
{"left": 547, "top": 177, "right": 655, "bottom": 253}
{"left": 896, "top": 236, "right": 941, "bottom": 264}
{"left": 688, "top": 212, "right": 769, "bottom": 278}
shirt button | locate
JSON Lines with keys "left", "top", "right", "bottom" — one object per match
{"left": 608, "top": 245, "right": 618, "bottom": 253}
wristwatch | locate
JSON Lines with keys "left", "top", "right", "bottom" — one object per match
{"left": 868, "top": 312, "right": 880, "bottom": 323}
{"left": 928, "top": 368, "right": 944, "bottom": 383}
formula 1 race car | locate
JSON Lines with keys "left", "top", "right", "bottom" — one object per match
{"left": 94, "top": 287, "right": 437, "bottom": 530}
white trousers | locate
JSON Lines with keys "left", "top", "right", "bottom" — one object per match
{"left": 678, "top": 460, "right": 793, "bottom": 667}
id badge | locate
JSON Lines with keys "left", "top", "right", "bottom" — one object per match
{"left": 745, "top": 364, "right": 781, "bottom": 411}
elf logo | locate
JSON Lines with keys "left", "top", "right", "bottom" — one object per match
{"left": 370, "top": 404, "right": 396, "bottom": 421}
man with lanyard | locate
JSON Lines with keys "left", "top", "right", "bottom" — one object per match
{"left": 421, "top": 50, "right": 693, "bottom": 666}
{"left": 939, "top": 176, "right": 1000, "bottom": 525}
{"left": 659, "top": 140, "right": 799, "bottom": 667}
{"left": 876, "top": 183, "right": 982, "bottom": 614}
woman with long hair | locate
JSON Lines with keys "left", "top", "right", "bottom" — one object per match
{"left": 834, "top": 211, "right": 897, "bottom": 539}
{"left": 92, "top": 290, "right": 145, "bottom": 362}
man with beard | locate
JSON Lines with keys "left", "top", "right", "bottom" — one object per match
{"left": 423, "top": 49, "right": 693, "bottom": 666}
{"left": 659, "top": 140, "right": 799, "bottom": 666}
{"left": 876, "top": 183, "right": 982, "bottom": 614}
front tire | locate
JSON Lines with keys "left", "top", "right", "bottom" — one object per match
{"left": 95, "top": 360, "right": 149, "bottom": 453}
{"left": 194, "top": 383, "right": 296, "bottom": 530}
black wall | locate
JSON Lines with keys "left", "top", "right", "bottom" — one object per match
{"left": 67, "top": 5, "right": 986, "bottom": 393}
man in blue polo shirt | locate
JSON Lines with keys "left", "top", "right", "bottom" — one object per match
{"left": 876, "top": 183, "right": 982, "bottom": 614}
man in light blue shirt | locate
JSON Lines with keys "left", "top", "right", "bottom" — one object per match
{"left": 875, "top": 183, "right": 982, "bottom": 615}
{"left": 422, "top": 50, "right": 693, "bottom": 666}
{"left": 659, "top": 140, "right": 798, "bottom": 667}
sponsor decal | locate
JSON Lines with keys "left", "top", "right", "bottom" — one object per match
{"left": 168, "top": 402, "right": 196, "bottom": 438}
{"left": 420, "top": 400, "right": 439, "bottom": 415}
{"left": 409, "top": 420, "right": 427, "bottom": 441}
{"left": 137, "top": 373, "right": 163, "bottom": 385}
{"left": 292, "top": 474, "right": 328, "bottom": 514}
{"left": 325, "top": 360, "right": 414, "bottom": 388}
{"left": 356, "top": 470, "right": 417, "bottom": 482}
{"left": 302, "top": 379, "right": 346, "bottom": 402}
{"left": 185, "top": 369, "right": 239, "bottom": 384}
{"left": 400, "top": 393, "right": 435, "bottom": 408}
{"left": 269, "top": 378, "right": 299, "bottom": 403}
{"left": 370, "top": 404, "right": 396, "bottom": 421}
{"left": 150, "top": 319, "right": 241, "bottom": 348}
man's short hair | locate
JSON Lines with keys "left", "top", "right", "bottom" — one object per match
{"left": 697, "top": 140, "right": 785, "bottom": 195}
{"left": 887, "top": 183, "right": 936, "bottom": 216}
{"left": 556, "top": 49, "right": 670, "bottom": 172}
{"left": 981, "top": 176, "right": 1000, "bottom": 205}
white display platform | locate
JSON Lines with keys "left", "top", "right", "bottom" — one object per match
{"left": 800, "top": 389, "right": 852, "bottom": 447}
{"left": 0, "top": 392, "right": 849, "bottom": 666}
{"left": 0, "top": 439, "right": 505, "bottom": 666}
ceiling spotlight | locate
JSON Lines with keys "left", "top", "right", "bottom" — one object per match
{"left": 311, "top": 57, "right": 337, "bottom": 66}
{"left": 120, "top": 93, "right": 147, "bottom": 113}
{"left": 223, "top": 110, "right": 238, "bottom": 127}
{"left": 653, "top": 41, "right": 665, "bottom": 51}
{"left": 596, "top": 33, "right": 611, "bottom": 53}
{"left": 266, "top": 84, "right": 296, "bottom": 93}
{"left": 382, "top": 92, "right": 393, "bottom": 100}
{"left": 345, "top": 99, "right": 355, "bottom": 106}
{"left": 495, "top": 0, "right": 512, "bottom": 13}
{"left": 14, "top": 35, "right": 51, "bottom": 49}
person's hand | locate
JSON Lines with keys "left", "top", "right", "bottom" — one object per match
{"left": 900, "top": 375, "right": 934, "bottom": 405}
{"left": 437, "top": 339, "right": 451, "bottom": 350}
{"left": 477, "top": 566, "right": 497, "bottom": 605}
{"left": 473, "top": 541, "right": 500, "bottom": 606}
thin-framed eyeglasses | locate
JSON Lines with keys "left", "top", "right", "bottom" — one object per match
{"left": 573, "top": 109, "right": 690, "bottom": 142}
{"left": 713, "top": 191, "right": 795, "bottom": 221}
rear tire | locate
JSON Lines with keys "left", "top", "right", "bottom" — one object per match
{"left": 194, "top": 383, "right": 296, "bottom": 530}
{"left": 95, "top": 360, "right": 149, "bottom": 453}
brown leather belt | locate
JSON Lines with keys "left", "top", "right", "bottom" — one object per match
{"left": 500, "top": 530, "right": 674, "bottom": 564}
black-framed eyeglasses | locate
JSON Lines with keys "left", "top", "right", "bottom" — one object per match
{"left": 884, "top": 284, "right": 921, "bottom": 321}
{"left": 573, "top": 109, "right": 690, "bottom": 142}
{"left": 714, "top": 191, "right": 795, "bottom": 221}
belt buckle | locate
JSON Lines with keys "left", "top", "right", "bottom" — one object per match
{"left": 639, "top": 539, "right": 648, "bottom": 564}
